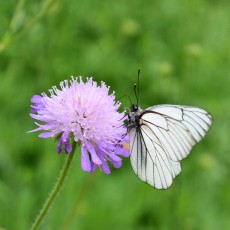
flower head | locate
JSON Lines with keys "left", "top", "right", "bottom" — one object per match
{"left": 30, "top": 77, "right": 129, "bottom": 174}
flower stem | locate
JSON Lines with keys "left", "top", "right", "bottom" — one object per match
{"left": 30, "top": 141, "right": 77, "bottom": 230}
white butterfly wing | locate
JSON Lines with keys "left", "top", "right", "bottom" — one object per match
{"left": 130, "top": 104, "right": 212, "bottom": 189}
{"left": 130, "top": 127, "right": 182, "bottom": 189}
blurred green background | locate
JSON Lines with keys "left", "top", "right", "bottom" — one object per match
{"left": 1, "top": 0, "right": 230, "bottom": 229}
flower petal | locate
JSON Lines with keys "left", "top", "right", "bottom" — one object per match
{"left": 101, "top": 161, "right": 111, "bottom": 174}
{"left": 56, "top": 143, "right": 62, "bottom": 153}
{"left": 39, "top": 132, "right": 54, "bottom": 138}
{"left": 64, "top": 143, "right": 72, "bottom": 153}
{"left": 91, "top": 163, "right": 98, "bottom": 173}
{"left": 109, "top": 153, "right": 121, "bottom": 162}
{"left": 56, "top": 132, "right": 72, "bottom": 153}
{"left": 31, "top": 95, "right": 42, "bottom": 103}
{"left": 81, "top": 145, "right": 92, "bottom": 172}
{"left": 115, "top": 145, "right": 130, "bottom": 157}
{"left": 111, "top": 160, "right": 122, "bottom": 169}
{"left": 29, "top": 113, "right": 47, "bottom": 122}
{"left": 85, "top": 142, "right": 102, "bottom": 165}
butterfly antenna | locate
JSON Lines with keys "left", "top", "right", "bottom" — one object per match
{"left": 137, "top": 68, "right": 140, "bottom": 104}
{"left": 134, "top": 68, "right": 141, "bottom": 105}
{"left": 117, "top": 94, "right": 133, "bottom": 105}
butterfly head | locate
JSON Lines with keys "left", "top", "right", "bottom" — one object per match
{"left": 131, "top": 104, "right": 139, "bottom": 113}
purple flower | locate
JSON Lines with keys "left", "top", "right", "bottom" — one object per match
{"left": 30, "top": 77, "right": 130, "bottom": 174}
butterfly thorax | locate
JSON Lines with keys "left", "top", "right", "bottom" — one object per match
{"left": 128, "top": 104, "right": 142, "bottom": 132}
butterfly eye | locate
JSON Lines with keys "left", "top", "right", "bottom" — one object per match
{"left": 131, "top": 104, "right": 139, "bottom": 112}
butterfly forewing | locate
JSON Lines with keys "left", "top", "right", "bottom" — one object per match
{"left": 129, "top": 104, "right": 213, "bottom": 189}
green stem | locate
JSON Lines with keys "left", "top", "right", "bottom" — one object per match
{"left": 0, "top": 0, "right": 55, "bottom": 53}
{"left": 30, "top": 141, "right": 77, "bottom": 230}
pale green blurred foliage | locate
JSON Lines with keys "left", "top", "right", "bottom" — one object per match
{"left": 0, "top": 0, "right": 230, "bottom": 229}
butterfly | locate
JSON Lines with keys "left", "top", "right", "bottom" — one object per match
{"left": 127, "top": 70, "right": 213, "bottom": 189}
